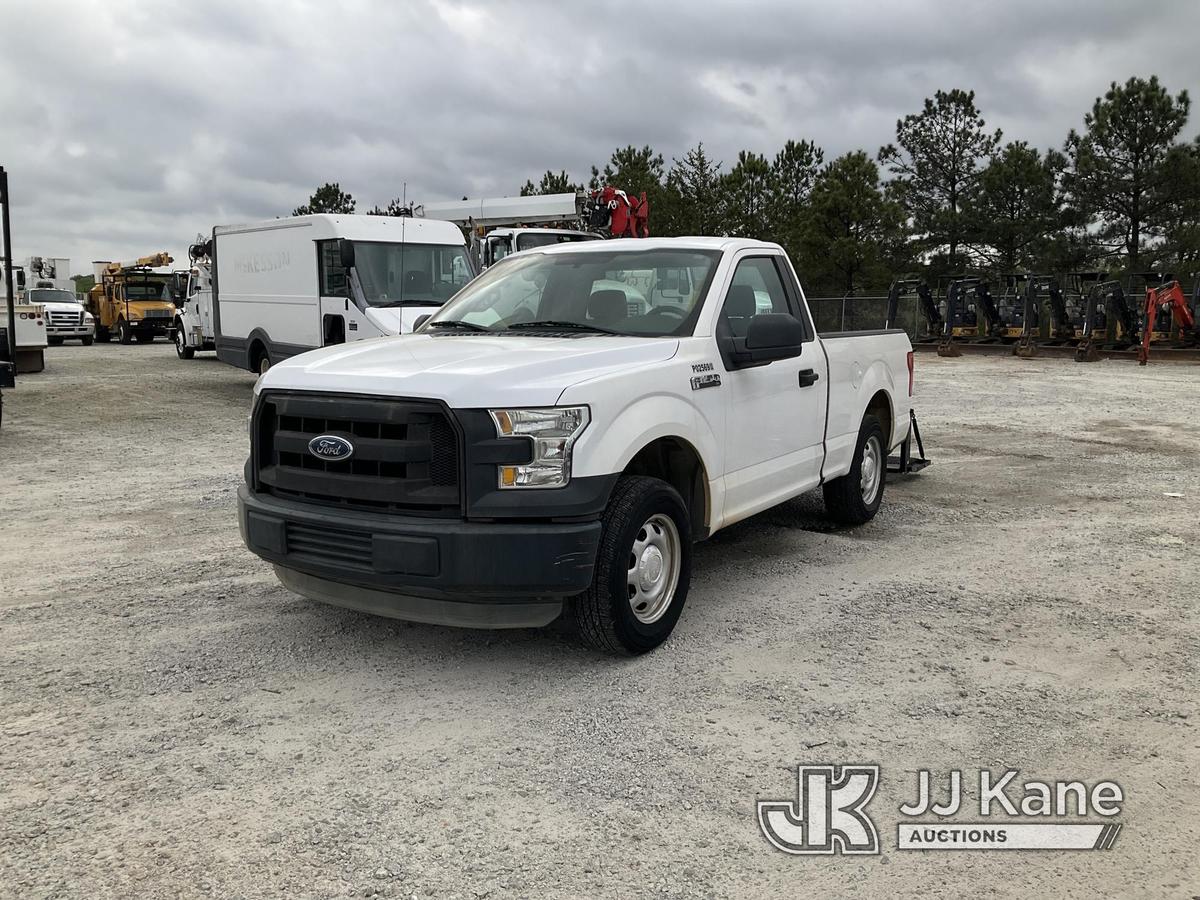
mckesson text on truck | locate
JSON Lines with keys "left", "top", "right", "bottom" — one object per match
{"left": 239, "top": 237, "right": 920, "bottom": 654}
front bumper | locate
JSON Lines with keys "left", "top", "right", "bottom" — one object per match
{"left": 47, "top": 326, "right": 93, "bottom": 337}
{"left": 238, "top": 486, "right": 602, "bottom": 623}
{"left": 129, "top": 319, "right": 172, "bottom": 332}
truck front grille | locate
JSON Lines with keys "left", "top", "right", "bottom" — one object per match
{"left": 48, "top": 310, "right": 84, "bottom": 326}
{"left": 254, "top": 392, "right": 461, "bottom": 517}
{"left": 141, "top": 308, "right": 172, "bottom": 318}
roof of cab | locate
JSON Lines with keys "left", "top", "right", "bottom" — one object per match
{"left": 214, "top": 214, "right": 466, "bottom": 245}
{"left": 528, "top": 236, "right": 784, "bottom": 255}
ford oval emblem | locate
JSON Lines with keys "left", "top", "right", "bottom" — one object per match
{"left": 308, "top": 434, "right": 354, "bottom": 462}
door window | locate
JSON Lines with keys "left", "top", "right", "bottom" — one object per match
{"left": 318, "top": 241, "right": 348, "bottom": 297}
{"left": 719, "top": 256, "right": 791, "bottom": 337}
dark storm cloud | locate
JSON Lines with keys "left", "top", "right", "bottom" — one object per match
{"left": 2, "top": 0, "right": 1197, "bottom": 273}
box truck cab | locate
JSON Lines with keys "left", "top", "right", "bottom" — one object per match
{"left": 213, "top": 214, "right": 473, "bottom": 373}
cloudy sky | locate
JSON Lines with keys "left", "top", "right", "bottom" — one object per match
{"left": 2, "top": 0, "right": 1197, "bottom": 277}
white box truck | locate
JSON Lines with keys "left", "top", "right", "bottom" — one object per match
{"left": 209, "top": 214, "right": 474, "bottom": 373}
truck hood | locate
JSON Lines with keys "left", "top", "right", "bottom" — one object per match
{"left": 364, "top": 305, "right": 441, "bottom": 335}
{"left": 259, "top": 333, "right": 680, "bottom": 407}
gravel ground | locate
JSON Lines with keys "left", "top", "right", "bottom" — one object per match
{"left": 1, "top": 343, "right": 1197, "bottom": 899}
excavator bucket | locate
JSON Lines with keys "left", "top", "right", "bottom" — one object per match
{"left": 936, "top": 339, "right": 961, "bottom": 358}
{"left": 1013, "top": 334, "right": 1038, "bottom": 358}
{"left": 1073, "top": 339, "right": 1100, "bottom": 363}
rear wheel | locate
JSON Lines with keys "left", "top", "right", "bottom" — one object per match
{"left": 117, "top": 318, "right": 133, "bottom": 345}
{"left": 572, "top": 475, "right": 692, "bottom": 655}
{"left": 252, "top": 344, "right": 271, "bottom": 374}
{"left": 823, "top": 414, "right": 886, "bottom": 525}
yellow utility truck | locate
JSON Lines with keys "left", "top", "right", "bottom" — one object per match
{"left": 86, "top": 253, "right": 177, "bottom": 344}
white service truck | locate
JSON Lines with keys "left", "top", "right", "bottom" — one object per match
{"left": 25, "top": 256, "right": 93, "bottom": 344}
{"left": 238, "top": 237, "right": 924, "bottom": 654}
{"left": 200, "top": 214, "right": 474, "bottom": 372}
{"left": 4, "top": 266, "right": 48, "bottom": 372}
{"left": 416, "top": 194, "right": 600, "bottom": 269}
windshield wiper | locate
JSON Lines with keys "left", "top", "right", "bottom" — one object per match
{"left": 425, "top": 319, "right": 491, "bottom": 332}
{"left": 508, "top": 320, "right": 620, "bottom": 335}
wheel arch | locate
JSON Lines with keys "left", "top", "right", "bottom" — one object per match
{"left": 621, "top": 435, "right": 711, "bottom": 539}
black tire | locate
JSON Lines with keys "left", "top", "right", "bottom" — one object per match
{"left": 118, "top": 319, "right": 132, "bottom": 345}
{"left": 47, "top": 336, "right": 64, "bottom": 346}
{"left": 174, "top": 322, "right": 195, "bottom": 359}
{"left": 252, "top": 345, "right": 271, "bottom": 374}
{"left": 572, "top": 475, "right": 692, "bottom": 655}
{"left": 823, "top": 414, "right": 887, "bottom": 525}
{"left": 81, "top": 335, "right": 94, "bottom": 346}
{"left": 95, "top": 326, "right": 111, "bottom": 343}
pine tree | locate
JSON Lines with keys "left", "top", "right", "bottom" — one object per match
{"left": 879, "top": 89, "right": 1001, "bottom": 269}
{"left": 1063, "top": 75, "right": 1191, "bottom": 269}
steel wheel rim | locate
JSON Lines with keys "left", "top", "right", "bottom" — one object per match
{"left": 174, "top": 329, "right": 184, "bottom": 355}
{"left": 626, "top": 513, "right": 681, "bottom": 625}
{"left": 860, "top": 434, "right": 882, "bottom": 504}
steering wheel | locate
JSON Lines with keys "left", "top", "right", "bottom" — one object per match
{"left": 642, "top": 305, "right": 685, "bottom": 321}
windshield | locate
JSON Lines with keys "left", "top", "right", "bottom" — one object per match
{"left": 515, "top": 231, "right": 599, "bottom": 252}
{"left": 124, "top": 280, "right": 171, "bottom": 301}
{"left": 353, "top": 241, "right": 473, "bottom": 307}
{"left": 28, "top": 289, "right": 79, "bottom": 305}
{"left": 427, "top": 247, "right": 719, "bottom": 337}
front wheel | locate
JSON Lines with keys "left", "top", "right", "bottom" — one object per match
{"left": 823, "top": 413, "right": 886, "bottom": 525}
{"left": 118, "top": 319, "right": 133, "bottom": 345}
{"left": 81, "top": 335, "right": 94, "bottom": 346}
{"left": 174, "top": 322, "right": 195, "bottom": 359}
{"left": 572, "top": 475, "right": 692, "bottom": 655}
{"left": 47, "top": 336, "right": 64, "bottom": 346}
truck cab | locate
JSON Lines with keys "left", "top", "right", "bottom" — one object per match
{"left": 481, "top": 227, "right": 601, "bottom": 268}
{"left": 27, "top": 288, "right": 94, "bottom": 345}
{"left": 87, "top": 256, "right": 177, "bottom": 344}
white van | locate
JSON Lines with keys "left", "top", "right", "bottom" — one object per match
{"left": 212, "top": 214, "right": 473, "bottom": 373}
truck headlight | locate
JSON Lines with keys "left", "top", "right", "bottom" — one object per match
{"left": 489, "top": 406, "right": 589, "bottom": 489}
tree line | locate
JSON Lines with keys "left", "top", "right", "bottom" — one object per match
{"left": 294, "top": 75, "right": 1198, "bottom": 296}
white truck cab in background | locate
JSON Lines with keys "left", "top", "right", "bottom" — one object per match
{"left": 415, "top": 194, "right": 600, "bottom": 270}
{"left": 207, "top": 214, "right": 474, "bottom": 373}
{"left": 22, "top": 256, "right": 93, "bottom": 346}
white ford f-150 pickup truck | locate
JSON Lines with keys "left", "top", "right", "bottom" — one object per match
{"left": 239, "top": 237, "right": 917, "bottom": 653}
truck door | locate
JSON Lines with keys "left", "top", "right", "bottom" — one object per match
{"left": 317, "top": 240, "right": 351, "bottom": 345}
{"left": 717, "top": 254, "right": 828, "bottom": 523}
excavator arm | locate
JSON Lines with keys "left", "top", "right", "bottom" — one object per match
{"left": 1138, "top": 280, "right": 1197, "bottom": 364}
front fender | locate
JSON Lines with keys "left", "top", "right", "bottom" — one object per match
{"left": 562, "top": 389, "right": 721, "bottom": 483}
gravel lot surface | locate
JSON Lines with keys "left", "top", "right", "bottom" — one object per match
{"left": 1, "top": 343, "right": 1197, "bottom": 899}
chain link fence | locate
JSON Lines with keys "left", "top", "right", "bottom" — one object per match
{"left": 806, "top": 294, "right": 939, "bottom": 341}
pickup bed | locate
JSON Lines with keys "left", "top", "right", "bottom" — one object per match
{"left": 239, "top": 237, "right": 916, "bottom": 653}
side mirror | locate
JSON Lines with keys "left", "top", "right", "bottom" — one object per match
{"left": 413, "top": 314, "right": 432, "bottom": 332}
{"left": 731, "top": 313, "right": 805, "bottom": 366}
{"left": 15, "top": 270, "right": 25, "bottom": 290}
{"left": 338, "top": 238, "right": 355, "bottom": 269}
